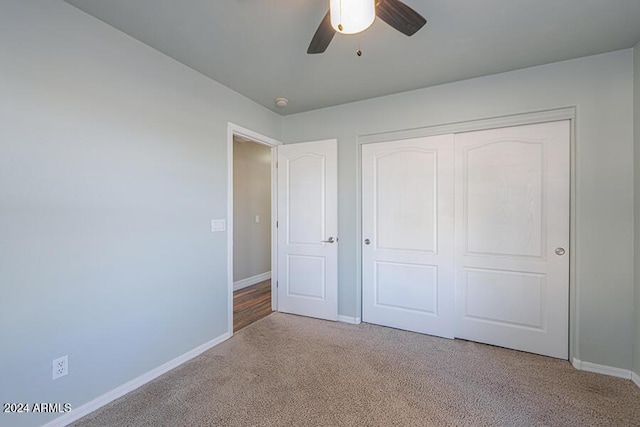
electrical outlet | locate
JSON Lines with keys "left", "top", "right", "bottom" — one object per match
{"left": 52, "top": 355, "right": 68, "bottom": 380}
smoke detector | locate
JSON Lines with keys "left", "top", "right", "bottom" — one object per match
{"left": 275, "top": 97, "right": 289, "bottom": 108}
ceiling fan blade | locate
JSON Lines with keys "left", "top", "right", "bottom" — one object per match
{"left": 377, "top": 0, "right": 427, "bottom": 36}
{"left": 307, "top": 11, "right": 335, "bottom": 54}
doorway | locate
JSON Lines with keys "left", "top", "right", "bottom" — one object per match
{"left": 227, "top": 124, "right": 280, "bottom": 335}
{"left": 227, "top": 125, "right": 339, "bottom": 334}
{"left": 232, "top": 135, "right": 272, "bottom": 331}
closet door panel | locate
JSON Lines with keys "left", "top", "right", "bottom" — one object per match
{"left": 362, "top": 135, "right": 455, "bottom": 338}
{"left": 454, "top": 121, "right": 570, "bottom": 359}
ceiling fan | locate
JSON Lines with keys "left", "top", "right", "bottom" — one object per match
{"left": 308, "top": 0, "right": 427, "bottom": 54}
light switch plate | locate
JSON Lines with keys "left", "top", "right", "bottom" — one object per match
{"left": 255, "top": 215, "right": 260, "bottom": 223}
{"left": 211, "top": 219, "right": 226, "bottom": 232}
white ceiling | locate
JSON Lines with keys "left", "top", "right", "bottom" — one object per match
{"left": 64, "top": 0, "right": 640, "bottom": 115}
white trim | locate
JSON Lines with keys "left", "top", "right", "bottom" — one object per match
{"left": 568, "top": 113, "right": 578, "bottom": 363}
{"left": 42, "top": 332, "right": 230, "bottom": 427}
{"left": 358, "top": 107, "right": 577, "bottom": 145}
{"left": 229, "top": 123, "right": 282, "bottom": 148}
{"left": 227, "top": 123, "right": 281, "bottom": 338}
{"left": 572, "top": 358, "right": 632, "bottom": 379}
{"left": 338, "top": 315, "right": 362, "bottom": 325}
{"left": 571, "top": 357, "right": 580, "bottom": 370}
{"left": 632, "top": 372, "right": 640, "bottom": 389}
{"left": 269, "top": 143, "right": 279, "bottom": 312}
{"left": 233, "top": 271, "right": 271, "bottom": 291}
{"left": 227, "top": 125, "right": 234, "bottom": 339}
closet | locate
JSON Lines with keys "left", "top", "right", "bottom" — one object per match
{"left": 362, "top": 121, "right": 570, "bottom": 359}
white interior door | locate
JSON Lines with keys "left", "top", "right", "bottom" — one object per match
{"left": 277, "top": 139, "right": 338, "bottom": 321}
{"left": 362, "top": 135, "right": 455, "bottom": 338}
{"left": 454, "top": 121, "right": 570, "bottom": 359}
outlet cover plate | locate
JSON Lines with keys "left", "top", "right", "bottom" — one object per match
{"left": 52, "top": 355, "right": 68, "bottom": 380}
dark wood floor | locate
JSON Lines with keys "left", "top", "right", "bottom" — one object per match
{"left": 233, "top": 280, "right": 273, "bottom": 332}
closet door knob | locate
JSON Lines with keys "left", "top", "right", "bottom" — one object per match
{"left": 364, "top": 239, "right": 371, "bottom": 245}
{"left": 555, "top": 247, "right": 566, "bottom": 256}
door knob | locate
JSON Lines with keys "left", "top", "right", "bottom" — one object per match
{"left": 364, "top": 239, "right": 371, "bottom": 245}
{"left": 555, "top": 247, "right": 566, "bottom": 256}
{"left": 321, "top": 237, "right": 337, "bottom": 243}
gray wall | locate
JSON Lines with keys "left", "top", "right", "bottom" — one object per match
{"left": 283, "top": 49, "right": 635, "bottom": 371}
{"left": 634, "top": 40, "right": 640, "bottom": 379}
{"left": 0, "top": 1, "right": 280, "bottom": 426}
{"left": 233, "top": 139, "right": 272, "bottom": 282}
{"left": 1, "top": 3, "right": 638, "bottom": 426}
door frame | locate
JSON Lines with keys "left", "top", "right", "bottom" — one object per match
{"left": 358, "top": 107, "right": 577, "bottom": 361}
{"left": 227, "top": 122, "right": 282, "bottom": 337}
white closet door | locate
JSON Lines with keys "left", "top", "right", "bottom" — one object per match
{"left": 454, "top": 121, "right": 570, "bottom": 359}
{"left": 277, "top": 139, "right": 338, "bottom": 321}
{"left": 362, "top": 135, "right": 455, "bottom": 338}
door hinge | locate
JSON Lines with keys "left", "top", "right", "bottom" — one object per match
{"left": 276, "top": 220, "right": 278, "bottom": 228}
{"left": 276, "top": 281, "right": 279, "bottom": 288}
{"left": 276, "top": 161, "right": 278, "bottom": 168}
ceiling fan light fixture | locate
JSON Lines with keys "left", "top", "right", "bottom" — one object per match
{"left": 330, "top": 0, "right": 375, "bottom": 35}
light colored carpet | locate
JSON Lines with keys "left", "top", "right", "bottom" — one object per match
{"left": 72, "top": 313, "right": 640, "bottom": 426}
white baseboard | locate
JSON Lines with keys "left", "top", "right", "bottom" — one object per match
{"left": 338, "top": 315, "right": 361, "bottom": 325}
{"left": 233, "top": 271, "right": 271, "bottom": 291}
{"left": 42, "top": 332, "right": 231, "bottom": 427}
{"left": 572, "top": 358, "right": 632, "bottom": 380}
{"left": 632, "top": 372, "right": 640, "bottom": 389}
